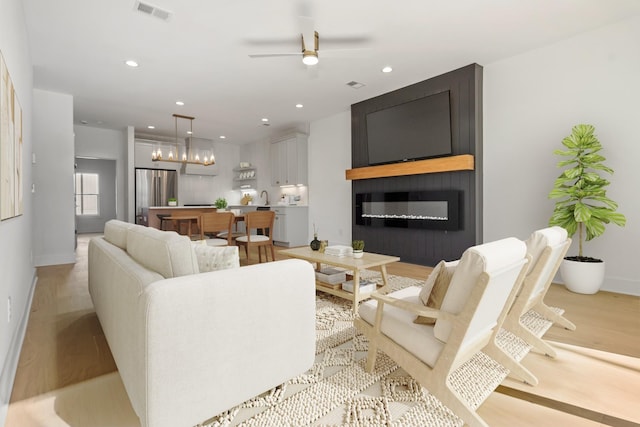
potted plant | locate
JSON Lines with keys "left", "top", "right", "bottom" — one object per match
{"left": 548, "top": 124, "right": 626, "bottom": 294}
{"left": 167, "top": 198, "right": 177, "bottom": 207}
{"left": 352, "top": 240, "right": 365, "bottom": 258}
{"left": 214, "top": 197, "right": 228, "bottom": 212}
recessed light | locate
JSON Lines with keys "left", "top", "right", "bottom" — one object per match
{"left": 147, "top": 125, "right": 155, "bottom": 129}
{"left": 176, "top": 101, "right": 184, "bottom": 106}
{"left": 125, "top": 60, "right": 139, "bottom": 68}
{"left": 296, "top": 104, "right": 303, "bottom": 108}
{"left": 261, "top": 118, "right": 269, "bottom": 122}
{"left": 186, "top": 131, "right": 193, "bottom": 135}
{"left": 382, "top": 66, "right": 393, "bottom": 73}
{"left": 219, "top": 135, "right": 226, "bottom": 139}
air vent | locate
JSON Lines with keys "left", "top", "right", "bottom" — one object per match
{"left": 346, "top": 81, "right": 366, "bottom": 89}
{"left": 134, "top": 1, "right": 172, "bottom": 21}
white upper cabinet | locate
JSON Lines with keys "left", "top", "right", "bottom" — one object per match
{"left": 270, "top": 133, "right": 308, "bottom": 187}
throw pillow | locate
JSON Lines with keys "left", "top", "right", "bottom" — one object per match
{"left": 415, "top": 260, "right": 457, "bottom": 324}
{"left": 191, "top": 243, "right": 240, "bottom": 272}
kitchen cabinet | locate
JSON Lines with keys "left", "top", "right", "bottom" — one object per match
{"left": 233, "top": 166, "right": 257, "bottom": 190}
{"left": 270, "top": 133, "right": 308, "bottom": 186}
{"left": 272, "top": 206, "right": 308, "bottom": 247}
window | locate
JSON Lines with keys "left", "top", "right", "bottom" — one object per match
{"left": 75, "top": 173, "right": 99, "bottom": 215}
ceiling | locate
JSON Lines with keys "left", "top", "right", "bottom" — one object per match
{"left": 22, "top": 0, "right": 640, "bottom": 145}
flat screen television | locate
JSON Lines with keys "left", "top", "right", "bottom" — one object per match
{"left": 365, "top": 90, "right": 452, "bottom": 166}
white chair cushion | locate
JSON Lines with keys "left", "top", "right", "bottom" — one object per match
{"left": 236, "top": 235, "right": 270, "bottom": 243}
{"left": 205, "top": 238, "right": 229, "bottom": 247}
{"left": 191, "top": 244, "right": 240, "bottom": 272}
{"left": 434, "top": 237, "right": 526, "bottom": 343}
{"left": 359, "top": 287, "right": 444, "bottom": 368}
{"left": 103, "top": 219, "right": 133, "bottom": 249}
{"left": 525, "top": 226, "right": 567, "bottom": 273}
{"left": 126, "top": 225, "right": 199, "bottom": 278}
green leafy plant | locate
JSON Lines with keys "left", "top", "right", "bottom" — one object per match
{"left": 214, "top": 197, "right": 228, "bottom": 209}
{"left": 548, "top": 124, "right": 626, "bottom": 259}
{"left": 168, "top": 198, "right": 177, "bottom": 202}
{"left": 352, "top": 240, "right": 365, "bottom": 251}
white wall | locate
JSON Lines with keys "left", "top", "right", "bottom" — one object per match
{"left": 0, "top": 0, "right": 35, "bottom": 423}
{"left": 483, "top": 16, "right": 640, "bottom": 295}
{"left": 74, "top": 125, "right": 127, "bottom": 221}
{"left": 32, "top": 89, "right": 75, "bottom": 266}
{"left": 307, "top": 111, "right": 353, "bottom": 246}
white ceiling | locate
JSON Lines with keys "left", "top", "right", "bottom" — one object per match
{"left": 22, "top": 0, "right": 640, "bottom": 145}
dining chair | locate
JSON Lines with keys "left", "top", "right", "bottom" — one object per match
{"left": 236, "top": 210, "right": 276, "bottom": 263}
{"left": 355, "top": 238, "right": 529, "bottom": 427}
{"left": 200, "top": 211, "right": 234, "bottom": 246}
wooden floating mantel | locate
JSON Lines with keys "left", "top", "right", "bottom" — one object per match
{"left": 345, "top": 154, "right": 475, "bottom": 180}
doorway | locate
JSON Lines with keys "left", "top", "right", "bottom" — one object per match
{"left": 75, "top": 158, "right": 117, "bottom": 233}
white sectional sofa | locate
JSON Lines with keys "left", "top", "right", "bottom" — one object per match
{"left": 88, "top": 220, "right": 316, "bottom": 427}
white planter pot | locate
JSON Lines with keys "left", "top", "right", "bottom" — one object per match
{"left": 560, "top": 258, "right": 605, "bottom": 294}
{"left": 352, "top": 250, "right": 364, "bottom": 259}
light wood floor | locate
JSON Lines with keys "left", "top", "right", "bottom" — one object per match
{"left": 7, "top": 234, "right": 640, "bottom": 427}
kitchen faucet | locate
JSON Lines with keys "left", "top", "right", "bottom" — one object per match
{"left": 260, "top": 190, "right": 270, "bottom": 205}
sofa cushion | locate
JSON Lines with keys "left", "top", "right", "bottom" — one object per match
{"left": 433, "top": 237, "right": 526, "bottom": 343}
{"left": 126, "top": 225, "right": 199, "bottom": 278}
{"left": 104, "top": 219, "right": 133, "bottom": 249}
{"left": 416, "top": 260, "right": 458, "bottom": 324}
{"left": 191, "top": 243, "right": 240, "bottom": 272}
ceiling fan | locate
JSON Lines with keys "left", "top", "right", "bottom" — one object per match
{"left": 249, "top": 30, "right": 321, "bottom": 66}
{"left": 248, "top": 30, "right": 370, "bottom": 66}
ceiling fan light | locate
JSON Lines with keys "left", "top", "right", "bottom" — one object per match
{"left": 302, "top": 51, "right": 318, "bottom": 65}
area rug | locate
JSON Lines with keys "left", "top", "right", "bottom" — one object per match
{"left": 198, "top": 272, "right": 555, "bottom": 427}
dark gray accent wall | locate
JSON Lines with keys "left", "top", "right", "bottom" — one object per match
{"left": 351, "top": 64, "right": 483, "bottom": 266}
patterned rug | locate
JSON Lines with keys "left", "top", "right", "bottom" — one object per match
{"left": 197, "top": 272, "right": 556, "bottom": 427}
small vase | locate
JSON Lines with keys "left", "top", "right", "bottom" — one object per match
{"left": 310, "top": 234, "right": 321, "bottom": 251}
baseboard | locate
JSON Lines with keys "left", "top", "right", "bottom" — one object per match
{"left": 34, "top": 251, "right": 76, "bottom": 267}
{"left": 0, "top": 273, "right": 37, "bottom": 427}
{"left": 601, "top": 276, "right": 639, "bottom": 296}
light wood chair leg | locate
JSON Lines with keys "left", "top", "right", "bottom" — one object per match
{"left": 258, "top": 246, "right": 263, "bottom": 263}
{"left": 535, "top": 303, "right": 577, "bottom": 330}
{"left": 269, "top": 244, "right": 275, "bottom": 262}
{"left": 365, "top": 347, "right": 378, "bottom": 373}
{"left": 513, "top": 322, "right": 558, "bottom": 358}
{"left": 483, "top": 343, "right": 538, "bottom": 386}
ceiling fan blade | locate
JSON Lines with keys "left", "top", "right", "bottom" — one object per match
{"left": 314, "top": 31, "right": 319, "bottom": 52}
{"left": 248, "top": 53, "right": 301, "bottom": 58}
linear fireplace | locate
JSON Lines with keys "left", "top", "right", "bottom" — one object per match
{"left": 356, "top": 190, "right": 460, "bottom": 231}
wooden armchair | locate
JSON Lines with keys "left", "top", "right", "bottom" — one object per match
{"left": 497, "top": 227, "right": 575, "bottom": 371}
{"left": 236, "top": 210, "right": 276, "bottom": 263}
{"left": 200, "top": 211, "right": 234, "bottom": 246}
{"left": 355, "top": 238, "right": 529, "bottom": 427}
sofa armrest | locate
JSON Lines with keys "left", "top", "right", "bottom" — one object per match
{"left": 139, "top": 258, "right": 315, "bottom": 427}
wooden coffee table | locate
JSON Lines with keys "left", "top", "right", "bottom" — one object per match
{"left": 279, "top": 247, "right": 400, "bottom": 314}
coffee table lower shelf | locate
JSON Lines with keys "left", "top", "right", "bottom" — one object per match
{"left": 315, "top": 281, "right": 381, "bottom": 302}
{"left": 278, "top": 247, "right": 400, "bottom": 314}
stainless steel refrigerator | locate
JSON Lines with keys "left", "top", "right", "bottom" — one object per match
{"left": 135, "top": 168, "right": 178, "bottom": 225}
